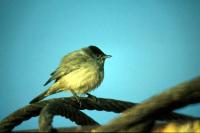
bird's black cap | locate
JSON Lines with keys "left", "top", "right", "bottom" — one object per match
{"left": 88, "top": 45, "right": 106, "bottom": 57}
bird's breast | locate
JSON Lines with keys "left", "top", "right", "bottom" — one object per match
{"left": 59, "top": 63, "right": 104, "bottom": 94}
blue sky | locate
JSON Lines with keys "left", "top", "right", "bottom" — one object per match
{"left": 0, "top": 0, "right": 200, "bottom": 130}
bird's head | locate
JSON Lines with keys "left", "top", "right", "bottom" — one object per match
{"left": 88, "top": 45, "right": 112, "bottom": 63}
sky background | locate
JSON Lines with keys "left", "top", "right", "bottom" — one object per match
{"left": 0, "top": 0, "right": 200, "bottom": 130}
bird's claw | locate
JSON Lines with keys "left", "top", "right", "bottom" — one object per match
{"left": 86, "top": 93, "right": 98, "bottom": 102}
{"left": 73, "top": 96, "right": 82, "bottom": 107}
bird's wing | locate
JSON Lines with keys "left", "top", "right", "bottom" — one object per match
{"left": 44, "top": 51, "right": 90, "bottom": 86}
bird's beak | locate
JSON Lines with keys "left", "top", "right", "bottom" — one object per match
{"left": 104, "top": 55, "right": 112, "bottom": 58}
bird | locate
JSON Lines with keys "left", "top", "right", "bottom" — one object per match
{"left": 30, "top": 45, "right": 111, "bottom": 104}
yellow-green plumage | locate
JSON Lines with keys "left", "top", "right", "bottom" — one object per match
{"left": 30, "top": 46, "right": 110, "bottom": 104}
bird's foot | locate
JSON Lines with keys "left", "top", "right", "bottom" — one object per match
{"left": 71, "top": 90, "right": 82, "bottom": 107}
{"left": 86, "top": 93, "right": 98, "bottom": 102}
{"left": 73, "top": 95, "right": 82, "bottom": 107}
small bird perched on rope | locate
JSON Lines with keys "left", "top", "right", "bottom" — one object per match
{"left": 30, "top": 45, "right": 111, "bottom": 104}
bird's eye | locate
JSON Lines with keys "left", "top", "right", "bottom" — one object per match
{"left": 97, "top": 55, "right": 101, "bottom": 59}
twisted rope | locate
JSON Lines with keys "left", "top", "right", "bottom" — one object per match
{"left": 124, "top": 120, "right": 155, "bottom": 132}
{"left": 0, "top": 76, "right": 200, "bottom": 132}
{"left": 0, "top": 97, "right": 135, "bottom": 132}
{"left": 94, "top": 76, "right": 200, "bottom": 132}
{"left": 0, "top": 97, "right": 198, "bottom": 132}
{"left": 39, "top": 102, "right": 99, "bottom": 132}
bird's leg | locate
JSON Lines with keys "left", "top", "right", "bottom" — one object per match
{"left": 86, "top": 93, "right": 97, "bottom": 102}
{"left": 70, "top": 90, "right": 81, "bottom": 107}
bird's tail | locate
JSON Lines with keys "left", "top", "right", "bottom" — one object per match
{"left": 29, "top": 89, "right": 49, "bottom": 104}
{"left": 30, "top": 84, "right": 61, "bottom": 104}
